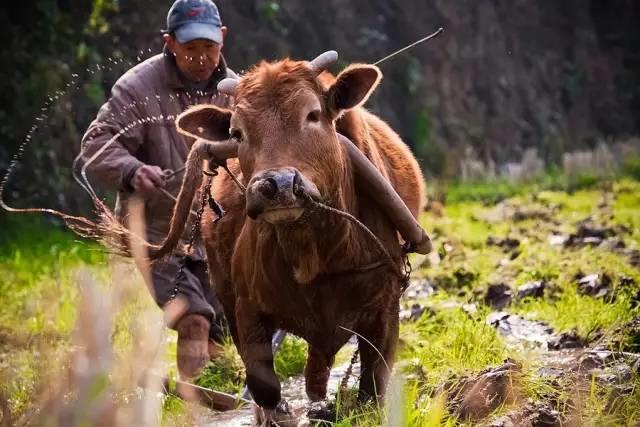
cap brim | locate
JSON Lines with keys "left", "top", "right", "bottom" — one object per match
{"left": 175, "top": 23, "right": 223, "bottom": 44}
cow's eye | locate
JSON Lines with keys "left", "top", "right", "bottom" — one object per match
{"left": 307, "top": 109, "right": 321, "bottom": 123}
{"left": 229, "top": 128, "right": 243, "bottom": 143}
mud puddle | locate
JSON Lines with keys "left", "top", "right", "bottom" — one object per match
{"left": 202, "top": 346, "right": 360, "bottom": 426}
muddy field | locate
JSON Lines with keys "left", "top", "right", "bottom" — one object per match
{"left": 1, "top": 178, "right": 639, "bottom": 426}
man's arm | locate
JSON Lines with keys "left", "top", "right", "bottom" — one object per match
{"left": 78, "top": 81, "right": 148, "bottom": 192}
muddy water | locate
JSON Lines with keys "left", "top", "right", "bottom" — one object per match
{"left": 202, "top": 346, "right": 360, "bottom": 426}
{"left": 203, "top": 280, "right": 433, "bottom": 425}
{"left": 486, "top": 311, "right": 556, "bottom": 350}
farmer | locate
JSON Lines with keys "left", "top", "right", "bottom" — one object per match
{"left": 78, "top": 0, "right": 233, "bottom": 381}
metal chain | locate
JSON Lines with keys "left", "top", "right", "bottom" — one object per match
{"left": 339, "top": 347, "right": 360, "bottom": 396}
{"left": 167, "top": 170, "right": 215, "bottom": 302}
{"left": 165, "top": 159, "right": 238, "bottom": 304}
{"left": 164, "top": 158, "right": 414, "bottom": 308}
{"left": 401, "top": 253, "right": 412, "bottom": 292}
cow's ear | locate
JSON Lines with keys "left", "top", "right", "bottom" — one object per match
{"left": 176, "top": 104, "right": 232, "bottom": 141}
{"left": 326, "top": 64, "right": 382, "bottom": 114}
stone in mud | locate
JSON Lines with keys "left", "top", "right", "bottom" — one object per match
{"left": 576, "top": 221, "right": 616, "bottom": 239}
{"left": 632, "top": 290, "right": 640, "bottom": 309}
{"left": 450, "top": 359, "right": 521, "bottom": 422}
{"left": 306, "top": 401, "right": 336, "bottom": 424}
{"left": 462, "top": 303, "right": 478, "bottom": 314}
{"left": 490, "top": 401, "right": 562, "bottom": 427}
{"left": 564, "top": 221, "right": 623, "bottom": 247}
{"left": 487, "top": 312, "right": 555, "bottom": 348}
{"left": 548, "top": 234, "right": 569, "bottom": 246}
{"left": 578, "top": 222, "right": 615, "bottom": 238}
{"left": 581, "top": 361, "right": 634, "bottom": 389}
{"left": 619, "top": 275, "right": 636, "bottom": 288}
{"left": 485, "top": 284, "right": 513, "bottom": 309}
{"left": 537, "top": 367, "right": 565, "bottom": 379}
{"left": 403, "top": 279, "right": 436, "bottom": 300}
{"left": 582, "top": 236, "right": 604, "bottom": 246}
{"left": 516, "top": 281, "right": 546, "bottom": 299}
{"left": 399, "top": 303, "right": 430, "bottom": 322}
{"left": 627, "top": 248, "right": 640, "bottom": 267}
{"left": 487, "top": 236, "right": 521, "bottom": 251}
{"left": 576, "top": 272, "right": 612, "bottom": 298}
{"left": 512, "top": 207, "right": 551, "bottom": 222}
{"left": 604, "top": 384, "right": 635, "bottom": 415}
{"left": 600, "top": 237, "right": 626, "bottom": 251}
{"left": 433, "top": 267, "right": 478, "bottom": 290}
{"left": 253, "top": 399, "right": 296, "bottom": 426}
{"left": 548, "top": 330, "right": 585, "bottom": 350}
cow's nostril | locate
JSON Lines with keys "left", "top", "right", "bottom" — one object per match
{"left": 292, "top": 171, "right": 303, "bottom": 197}
{"left": 257, "top": 178, "right": 278, "bottom": 199}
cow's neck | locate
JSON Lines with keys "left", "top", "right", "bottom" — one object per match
{"left": 273, "top": 172, "right": 378, "bottom": 285}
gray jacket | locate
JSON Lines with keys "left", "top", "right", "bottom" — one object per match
{"left": 80, "top": 48, "right": 234, "bottom": 254}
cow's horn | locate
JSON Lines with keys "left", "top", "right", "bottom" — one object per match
{"left": 308, "top": 50, "right": 338, "bottom": 74}
{"left": 218, "top": 78, "right": 239, "bottom": 96}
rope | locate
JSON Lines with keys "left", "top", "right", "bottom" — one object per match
{"left": 373, "top": 28, "right": 444, "bottom": 66}
{"left": 297, "top": 192, "right": 404, "bottom": 280}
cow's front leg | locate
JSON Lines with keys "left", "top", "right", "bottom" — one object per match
{"left": 356, "top": 312, "right": 398, "bottom": 403}
{"left": 304, "top": 346, "right": 334, "bottom": 401}
{"left": 235, "top": 297, "right": 281, "bottom": 410}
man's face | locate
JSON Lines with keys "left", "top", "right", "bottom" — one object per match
{"left": 165, "top": 35, "right": 223, "bottom": 83}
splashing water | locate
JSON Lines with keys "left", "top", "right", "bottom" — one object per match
{"left": 0, "top": 48, "right": 169, "bottom": 254}
{"left": 0, "top": 44, "right": 228, "bottom": 233}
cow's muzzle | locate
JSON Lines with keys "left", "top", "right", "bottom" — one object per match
{"left": 246, "top": 167, "right": 321, "bottom": 223}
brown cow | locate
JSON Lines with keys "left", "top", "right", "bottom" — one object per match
{"left": 157, "top": 52, "right": 426, "bottom": 421}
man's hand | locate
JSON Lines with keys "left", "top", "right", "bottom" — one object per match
{"left": 131, "top": 165, "right": 166, "bottom": 198}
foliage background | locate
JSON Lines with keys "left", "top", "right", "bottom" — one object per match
{"left": 0, "top": 0, "right": 639, "bottom": 214}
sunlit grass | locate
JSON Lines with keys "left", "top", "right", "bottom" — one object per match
{"left": 399, "top": 307, "right": 508, "bottom": 386}
{"left": 2, "top": 175, "right": 640, "bottom": 425}
{"left": 194, "top": 337, "right": 245, "bottom": 394}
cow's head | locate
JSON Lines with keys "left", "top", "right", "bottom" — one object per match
{"left": 177, "top": 52, "right": 382, "bottom": 224}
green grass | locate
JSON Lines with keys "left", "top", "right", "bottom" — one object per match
{"left": 2, "top": 177, "right": 640, "bottom": 425}
{"left": 194, "top": 338, "right": 245, "bottom": 394}
{"left": 393, "top": 178, "right": 640, "bottom": 426}
{"left": 437, "top": 169, "right": 608, "bottom": 205}
{"left": 274, "top": 335, "right": 308, "bottom": 380}
{"left": 399, "top": 307, "right": 508, "bottom": 385}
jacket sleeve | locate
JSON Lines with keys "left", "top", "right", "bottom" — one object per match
{"left": 79, "top": 80, "right": 146, "bottom": 191}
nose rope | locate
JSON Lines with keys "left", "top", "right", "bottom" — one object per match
{"left": 207, "top": 158, "right": 246, "bottom": 194}
{"left": 296, "top": 191, "right": 406, "bottom": 281}
{"left": 208, "top": 165, "right": 410, "bottom": 283}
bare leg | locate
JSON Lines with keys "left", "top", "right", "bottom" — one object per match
{"left": 176, "top": 314, "right": 211, "bottom": 380}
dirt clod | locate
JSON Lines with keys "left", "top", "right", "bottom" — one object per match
{"left": 487, "top": 312, "right": 555, "bottom": 349}
{"left": 487, "top": 236, "right": 521, "bottom": 251}
{"left": 485, "top": 284, "right": 513, "bottom": 309}
{"left": 490, "top": 401, "right": 562, "bottom": 427}
{"left": 517, "top": 281, "right": 546, "bottom": 299}
{"left": 548, "top": 330, "right": 586, "bottom": 350}
{"left": 449, "top": 360, "right": 521, "bottom": 422}
{"left": 576, "top": 272, "right": 612, "bottom": 298}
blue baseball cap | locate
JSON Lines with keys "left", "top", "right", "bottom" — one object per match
{"left": 166, "top": 0, "right": 223, "bottom": 44}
